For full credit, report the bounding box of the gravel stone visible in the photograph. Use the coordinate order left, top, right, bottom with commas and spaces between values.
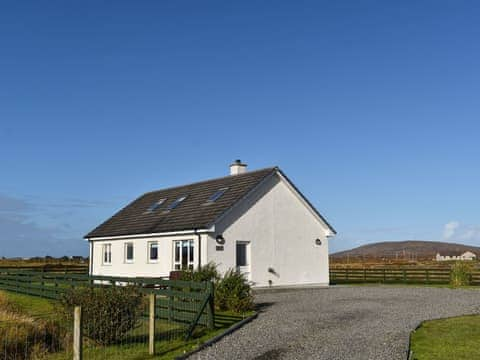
192, 286, 480, 360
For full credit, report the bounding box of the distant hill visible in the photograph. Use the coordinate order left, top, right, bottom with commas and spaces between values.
331, 241, 480, 261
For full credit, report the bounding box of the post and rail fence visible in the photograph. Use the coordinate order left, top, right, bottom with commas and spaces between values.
330, 267, 480, 285
0, 263, 88, 274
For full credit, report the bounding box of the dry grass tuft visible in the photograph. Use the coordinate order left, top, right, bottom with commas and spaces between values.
0, 292, 66, 359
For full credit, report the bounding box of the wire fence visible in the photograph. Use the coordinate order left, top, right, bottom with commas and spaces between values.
0, 296, 249, 360
0, 311, 66, 360
0, 271, 217, 359
0, 302, 188, 359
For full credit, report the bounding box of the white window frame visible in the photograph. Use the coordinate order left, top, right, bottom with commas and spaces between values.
148, 241, 159, 263
124, 242, 134, 263
102, 243, 112, 265
173, 239, 194, 270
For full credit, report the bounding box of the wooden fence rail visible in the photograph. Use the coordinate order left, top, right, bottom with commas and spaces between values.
0, 264, 88, 274
330, 267, 480, 285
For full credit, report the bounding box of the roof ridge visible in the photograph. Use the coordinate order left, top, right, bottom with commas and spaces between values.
142, 166, 278, 196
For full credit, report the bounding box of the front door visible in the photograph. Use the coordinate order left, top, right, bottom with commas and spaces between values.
236, 241, 251, 280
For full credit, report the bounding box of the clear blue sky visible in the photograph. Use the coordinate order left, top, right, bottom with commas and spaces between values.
1, 1, 479, 256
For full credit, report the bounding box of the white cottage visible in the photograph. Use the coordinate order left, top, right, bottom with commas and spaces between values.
436, 251, 477, 261
85, 161, 336, 287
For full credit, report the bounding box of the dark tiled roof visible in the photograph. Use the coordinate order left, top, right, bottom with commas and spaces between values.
85, 168, 277, 238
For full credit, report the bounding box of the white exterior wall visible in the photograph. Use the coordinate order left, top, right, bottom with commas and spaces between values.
206, 174, 331, 287
90, 233, 208, 278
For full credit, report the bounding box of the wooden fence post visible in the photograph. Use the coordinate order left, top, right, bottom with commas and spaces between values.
149, 293, 156, 355
73, 306, 82, 360
41, 269, 45, 297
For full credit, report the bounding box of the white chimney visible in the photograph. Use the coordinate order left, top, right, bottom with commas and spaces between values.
230, 159, 247, 175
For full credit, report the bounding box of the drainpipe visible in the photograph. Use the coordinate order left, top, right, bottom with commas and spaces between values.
194, 229, 202, 269
89, 240, 93, 276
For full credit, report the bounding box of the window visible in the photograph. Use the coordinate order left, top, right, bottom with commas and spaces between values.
206, 188, 228, 203
164, 195, 187, 211
173, 240, 194, 270
149, 242, 159, 262
125, 243, 134, 263
146, 198, 166, 213
102, 244, 112, 265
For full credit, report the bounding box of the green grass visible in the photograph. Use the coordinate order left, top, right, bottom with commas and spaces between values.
1, 290, 57, 317
410, 315, 480, 360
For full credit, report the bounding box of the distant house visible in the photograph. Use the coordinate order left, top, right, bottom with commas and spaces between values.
435, 251, 477, 261
85, 161, 336, 287
69, 256, 86, 263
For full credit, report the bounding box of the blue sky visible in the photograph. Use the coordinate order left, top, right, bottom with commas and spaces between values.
1, 1, 479, 256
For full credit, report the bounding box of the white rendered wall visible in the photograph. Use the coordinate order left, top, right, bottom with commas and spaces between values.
206, 174, 331, 287
90, 233, 208, 278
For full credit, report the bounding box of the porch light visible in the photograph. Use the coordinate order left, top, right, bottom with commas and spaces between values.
216, 235, 225, 245
315, 238, 322, 246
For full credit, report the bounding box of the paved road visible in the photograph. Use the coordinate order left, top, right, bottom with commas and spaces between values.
193, 286, 480, 360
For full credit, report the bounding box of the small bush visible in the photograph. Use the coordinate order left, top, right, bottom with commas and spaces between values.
60, 285, 144, 345
178, 263, 254, 313
215, 269, 254, 313
450, 262, 473, 287
180, 262, 220, 283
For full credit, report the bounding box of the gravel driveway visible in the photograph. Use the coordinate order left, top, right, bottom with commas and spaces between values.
193, 286, 480, 360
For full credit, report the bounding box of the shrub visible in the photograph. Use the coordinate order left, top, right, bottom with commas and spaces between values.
60, 285, 144, 345
180, 262, 221, 283
215, 269, 254, 313
450, 262, 473, 287
178, 263, 254, 313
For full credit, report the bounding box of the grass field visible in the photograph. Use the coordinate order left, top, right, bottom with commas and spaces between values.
410, 315, 480, 360
2, 291, 56, 316
0, 290, 251, 359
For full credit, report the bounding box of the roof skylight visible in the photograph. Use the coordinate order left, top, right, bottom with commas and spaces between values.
146, 198, 167, 213
165, 195, 188, 211
206, 188, 228, 203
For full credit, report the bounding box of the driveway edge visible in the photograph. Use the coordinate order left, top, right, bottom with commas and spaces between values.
407, 321, 423, 360
176, 312, 259, 360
